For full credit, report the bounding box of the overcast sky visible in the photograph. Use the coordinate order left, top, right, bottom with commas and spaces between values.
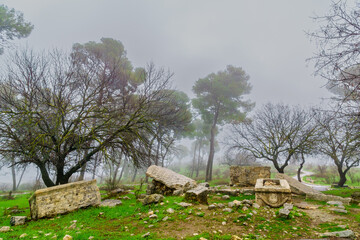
0, 1, 337, 184
2, 0, 333, 107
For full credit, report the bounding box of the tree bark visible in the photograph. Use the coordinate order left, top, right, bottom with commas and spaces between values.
38, 164, 55, 187
297, 153, 305, 182
11, 157, 16, 191
206, 123, 217, 181
337, 171, 347, 187
132, 168, 138, 182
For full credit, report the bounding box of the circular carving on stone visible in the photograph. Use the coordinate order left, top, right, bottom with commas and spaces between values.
268, 193, 278, 204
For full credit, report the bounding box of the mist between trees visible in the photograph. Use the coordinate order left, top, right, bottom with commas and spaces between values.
1, 1, 360, 191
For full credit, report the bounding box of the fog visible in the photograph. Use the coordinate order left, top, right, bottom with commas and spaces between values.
0, 1, 336, 186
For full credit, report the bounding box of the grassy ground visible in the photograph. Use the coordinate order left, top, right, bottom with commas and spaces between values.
0, 186, 359, 239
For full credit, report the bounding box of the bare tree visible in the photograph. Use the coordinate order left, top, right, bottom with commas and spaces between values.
308, 0, 360, 115
315, 110, 360, 187
228, 103, 319, 173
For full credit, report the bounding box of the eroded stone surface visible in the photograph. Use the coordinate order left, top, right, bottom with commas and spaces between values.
230, 166, 271, 187
321, 230, 355, 238
276, 173, 321, 196
146, 165, 197, 195
184, 186, 208, 205
306, 193, 351, 205
29, 180, 101, 219
255, 178, 292, 208
10, 216, 26, 226
100, 199, 122, 207
139, 194, 164, 205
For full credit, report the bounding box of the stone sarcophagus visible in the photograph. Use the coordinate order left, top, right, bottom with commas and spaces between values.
29, 180, 101, 219
255, 178, 292, 208
230, 166, 271, 187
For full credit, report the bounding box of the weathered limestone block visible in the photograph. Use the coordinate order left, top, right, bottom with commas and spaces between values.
255, 178, 292, 208
29, 180, 101, 219
306, 193, 351, 205
230, 166, 271, 187
10, 216, 26, 226
184, 186, 208, 205
276, 173, 321, 195
146, 165, 197, 195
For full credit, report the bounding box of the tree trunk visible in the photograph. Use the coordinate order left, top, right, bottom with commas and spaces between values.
337, 171, 347, 187
190, 142, 197, 178
206, 124, 216, 181
297, 153, 305, 182
118, 159, 127, 182
11, 157, 16, 191
16, 166, 27, 190
39, 164, 55, 187
78, 163, 86, 181
132, 168, 138, 182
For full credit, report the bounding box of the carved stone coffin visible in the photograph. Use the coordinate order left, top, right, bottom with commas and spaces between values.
255, 178, 292, 208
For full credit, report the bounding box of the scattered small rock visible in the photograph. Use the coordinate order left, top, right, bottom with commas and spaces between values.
63, 235, 73, 240
149, 214, 157, 219
162, 216, 169, 221
231, 235, 242, 240
222, 221, 226, 225
142, 232, 150, 238
20, 233, 28, 238
228, 202, 235, 208
139, 194, 164, 205
88, 237, 94, 240
208, 204, 217, 210
327, 201, 343, 206
223, 208, 232, 213
321, 229, 355, 238
278, 208, 290, 218
177, 202, 192, 208
222, 195, 230, 200
122, 196, 131, 200
252, 203, 260, 209
10, 216, 26, 226
68, 222, 76, 230
242, 206, 248, 211
331, 208, 348, 214
166, 208, 175, 214
0, 226, 10, 232
217, 203, 225, 208
283, 203, 293, 210
100, 199, 122, 207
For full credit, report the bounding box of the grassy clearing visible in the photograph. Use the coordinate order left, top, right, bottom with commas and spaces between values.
0, 187, 359, 239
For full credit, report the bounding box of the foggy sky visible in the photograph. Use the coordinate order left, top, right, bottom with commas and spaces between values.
0, 1, 335, 184
2, 0, 333, 106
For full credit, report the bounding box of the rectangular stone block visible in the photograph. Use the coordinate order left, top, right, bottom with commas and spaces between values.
230, 166, 271, 187
29, 180, 101, 219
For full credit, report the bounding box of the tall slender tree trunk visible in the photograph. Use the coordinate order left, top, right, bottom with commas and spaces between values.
196, 139, 202, 178
190, 142, 197, 178
16, 166, 27, 190
206, 111, 218, 182
11, 157, 16, 191
118, 158, 127, 182
132, 168, 138, 182
78, 163, 86, 181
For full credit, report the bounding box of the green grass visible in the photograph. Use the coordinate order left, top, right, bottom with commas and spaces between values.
0, 184, 353, 240
323, 188, 360, 198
